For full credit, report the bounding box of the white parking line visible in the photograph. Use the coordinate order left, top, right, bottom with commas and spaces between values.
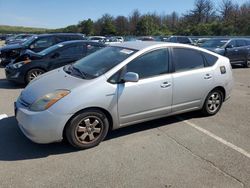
177, 116, 250, 159
0, 114, 8, 120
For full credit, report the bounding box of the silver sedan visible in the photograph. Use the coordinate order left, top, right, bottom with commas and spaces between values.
15, 41, 233, 149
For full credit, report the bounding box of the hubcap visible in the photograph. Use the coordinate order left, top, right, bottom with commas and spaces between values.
75, 116, 103, 144
247, 60, 250, 67
207, 92, 221, 113
29, 70, 43, 81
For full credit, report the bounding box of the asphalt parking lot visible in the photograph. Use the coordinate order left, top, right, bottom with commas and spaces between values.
0, 66, 249, 188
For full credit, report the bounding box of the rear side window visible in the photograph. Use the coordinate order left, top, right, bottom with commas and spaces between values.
203, 52, 218, 66
173, 48, 205, 72
126, 49, 169, 79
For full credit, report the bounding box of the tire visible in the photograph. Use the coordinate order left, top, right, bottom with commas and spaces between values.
244, 59, 250, 68
202, 89, 223, 116
65, 110, 109, 149
25, 68, 45, 84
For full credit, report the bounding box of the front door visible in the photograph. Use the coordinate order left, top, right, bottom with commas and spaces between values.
117, 48, 173, 126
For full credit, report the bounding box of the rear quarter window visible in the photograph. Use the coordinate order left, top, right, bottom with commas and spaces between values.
202, 52, 218, 67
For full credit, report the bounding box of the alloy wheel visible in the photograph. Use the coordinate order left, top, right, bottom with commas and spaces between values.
207, 92, 222, 113
75, 116, 103, 144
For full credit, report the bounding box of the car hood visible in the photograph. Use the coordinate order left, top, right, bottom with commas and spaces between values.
14, 49, 43, 63
20, 68, 87, 104
203, 47, 225, 55
0, 43, 25, 52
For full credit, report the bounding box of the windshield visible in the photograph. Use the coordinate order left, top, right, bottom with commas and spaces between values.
38, 44, 64, 56
22, 36, 37, 47
70, 46, 137, 79
201, 39, 229, 48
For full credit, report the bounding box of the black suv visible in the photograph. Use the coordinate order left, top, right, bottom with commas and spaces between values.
165, 36, 193, 45
0, 33, 84, 66
5, 40, 105, 84
201, 38, 250, 68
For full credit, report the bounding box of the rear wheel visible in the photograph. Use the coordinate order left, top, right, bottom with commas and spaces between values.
26, 68, 45, 84
202, 89, 223, 116
65, 110, 109, 149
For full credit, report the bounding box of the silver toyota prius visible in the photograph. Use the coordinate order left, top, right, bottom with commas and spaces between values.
15, 41, 233, 149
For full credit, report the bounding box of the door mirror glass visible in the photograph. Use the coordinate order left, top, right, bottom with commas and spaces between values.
123, 72, 139, 83
30, 44, 35, 49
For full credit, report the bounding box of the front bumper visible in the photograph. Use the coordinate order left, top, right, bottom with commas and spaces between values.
15, 99, 72, 144
5, 66, 25, 84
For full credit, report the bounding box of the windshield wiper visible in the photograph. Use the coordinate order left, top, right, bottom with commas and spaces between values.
71, 65, 87, 79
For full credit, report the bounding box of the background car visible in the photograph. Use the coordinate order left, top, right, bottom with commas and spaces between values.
5, 40, 105, 84
5, 34, 34, 45
0, 33, 84, 66
165, 36, 194, 45
201, 38, 250, 68
15, 41, 233, 149
87, 36, 106, 43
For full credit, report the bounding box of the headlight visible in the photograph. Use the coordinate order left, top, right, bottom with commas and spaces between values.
29, 90, 70, 111
12, 59, 31, 69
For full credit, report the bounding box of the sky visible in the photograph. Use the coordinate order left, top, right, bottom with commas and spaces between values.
0, 0, 248, 29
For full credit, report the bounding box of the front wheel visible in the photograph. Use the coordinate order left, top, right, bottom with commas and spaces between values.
65, 110, 109, 149
244, 59, 250, 68
26, 68, 45, 84
202, 90, 223, 116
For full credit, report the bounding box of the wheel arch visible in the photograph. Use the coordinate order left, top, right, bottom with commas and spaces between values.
211, 86, 226, 101
63, 107, 114, 139
24, 67, 47, 83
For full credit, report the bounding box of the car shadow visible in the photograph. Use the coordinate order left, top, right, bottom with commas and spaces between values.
0, 112, 201, 161
0, 79, 24, 89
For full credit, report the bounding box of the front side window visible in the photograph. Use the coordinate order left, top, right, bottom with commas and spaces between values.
125, 49, 169, 79
60, 45, 83, 57
227, 40, 236, 48
173, 48, 205, 72
32, 37, 54, 49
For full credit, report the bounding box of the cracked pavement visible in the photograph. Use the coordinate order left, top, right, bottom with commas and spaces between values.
0, 66, 249, 188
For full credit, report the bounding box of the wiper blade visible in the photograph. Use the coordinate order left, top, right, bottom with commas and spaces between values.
72, 65, 87, 79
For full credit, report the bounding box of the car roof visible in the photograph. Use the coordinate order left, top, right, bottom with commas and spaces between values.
33, 33, 83, 38
111, 41, 197, 50
56, 40, 106, 46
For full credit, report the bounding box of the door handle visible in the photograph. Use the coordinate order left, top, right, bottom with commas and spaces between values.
234, 49, 238, 52
161, 82, 171, 88
204, 74, 212, 79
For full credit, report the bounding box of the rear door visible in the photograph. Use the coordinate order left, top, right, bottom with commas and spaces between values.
235, 40, 248, 62
117, 48, 172, 126
171, 48, 214, 112
225, 40, 238, 62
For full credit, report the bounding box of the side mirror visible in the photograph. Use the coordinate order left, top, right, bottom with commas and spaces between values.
51, 52, 60, 59
226, 44, 234, 49
30, 44, 35, 49
123, 72, 139, 83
